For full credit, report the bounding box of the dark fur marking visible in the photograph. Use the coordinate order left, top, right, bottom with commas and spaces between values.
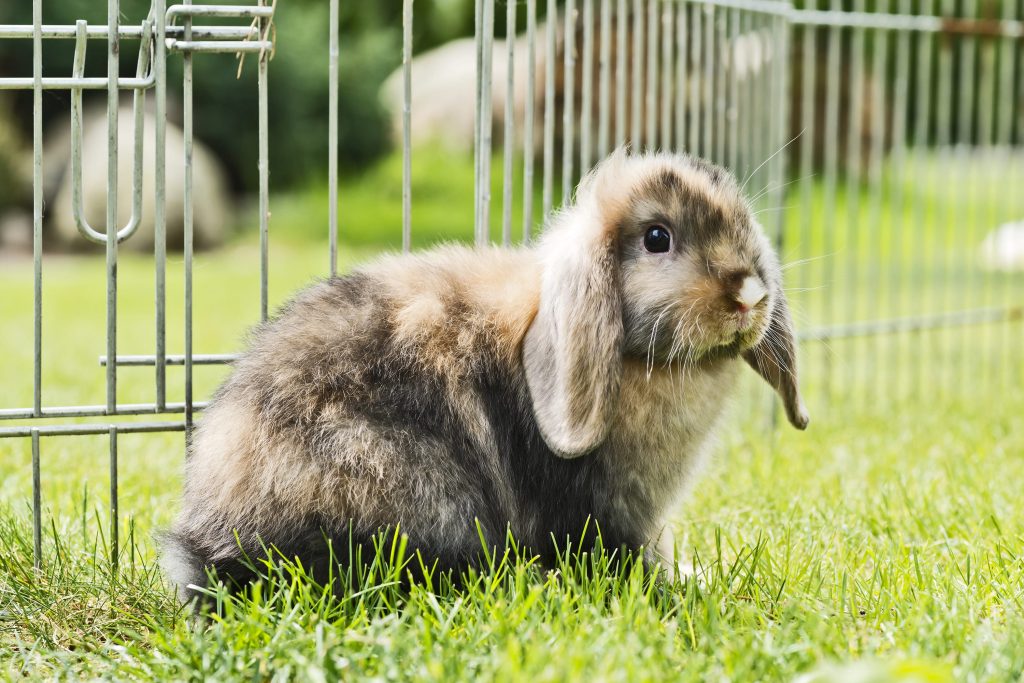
685, 155, 728, 188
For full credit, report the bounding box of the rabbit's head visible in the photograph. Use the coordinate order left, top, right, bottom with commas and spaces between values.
524, 149, 808, 458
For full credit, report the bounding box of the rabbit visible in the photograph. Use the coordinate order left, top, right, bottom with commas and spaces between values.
162, 148, 808, 608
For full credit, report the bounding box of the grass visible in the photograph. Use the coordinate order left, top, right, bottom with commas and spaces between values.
0, 147, 1022, 681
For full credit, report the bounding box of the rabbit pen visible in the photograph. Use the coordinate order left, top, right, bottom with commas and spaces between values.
0, 0, 1021, 572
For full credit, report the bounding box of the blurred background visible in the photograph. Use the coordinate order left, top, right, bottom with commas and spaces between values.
0, 0, 526, 252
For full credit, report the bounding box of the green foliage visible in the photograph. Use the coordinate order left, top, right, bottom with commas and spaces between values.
266, 146, 552, 250
0, 0, 476, 196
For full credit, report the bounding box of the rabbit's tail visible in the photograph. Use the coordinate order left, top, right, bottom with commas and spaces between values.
158, 527, 263, 612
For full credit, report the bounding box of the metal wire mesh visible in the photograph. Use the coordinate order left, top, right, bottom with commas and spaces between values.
1, 0, 1021, 569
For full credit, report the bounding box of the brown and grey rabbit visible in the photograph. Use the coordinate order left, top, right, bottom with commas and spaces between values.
162, 149, 808, 606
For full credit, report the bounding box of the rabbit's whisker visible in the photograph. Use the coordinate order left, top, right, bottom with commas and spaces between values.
781, 253, 834, 271
751, 205, 794, 218
647, 305, 673, 380
740, 128, 804, 194
747, 173, 815, 206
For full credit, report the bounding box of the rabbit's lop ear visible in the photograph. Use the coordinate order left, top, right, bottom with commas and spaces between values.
523, 161, 626, 458
742, 292, 810, 430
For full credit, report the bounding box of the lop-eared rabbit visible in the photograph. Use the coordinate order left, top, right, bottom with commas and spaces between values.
164, 149, 808, 607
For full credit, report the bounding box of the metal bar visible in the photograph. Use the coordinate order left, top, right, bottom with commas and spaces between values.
403, 0, 414, 252
328, 0, 338, 274
675, 2, 687, 152
109, 427, 118, 569
0, 24, 260, 40
747, 10, 763, 197
645, 0, 658, 150
793, 6, 813, 401
995, 0, 1016, 147
768, 10, 788, 429
957, 0, 977, 392
167, 40, 273, 53
502, 0, 516, 246
475, 0, 483, 238
734, 6, 745, 171
480, 0, 495, 240
99, 352, 236, 366
1, 422, 190, 439
797, 20, 815, 308
258, 0, 270, 320
912, 0, 934, 400
165, 4, 275, 21
69, 20, 150, 246
976, 0, 996, 391
660, 1, 672, 150
936, 0, 954, 392
542, 0, 555, 220
792, 9, 1024, 36
889, 0, 911, 401
183, 0, 194, 432
820, 0, 841, 399
680, 0, 790, 15
631, 0, 643, 147
105, 0, 120, 416
32, 430, 41, 568
0, 76, 155, 90
845, 0, 866, 396
129, 23, 152, 234
598, 0, 611, 159
702, 4, 713, 159
69, 24, 92, 240
70, 23, 113, 244
0, 402, 209, 421
581, 0, 594, 171
155, 0, 168, 410
872, 9, 888, 405
714, 4, 726, 164
773, 14, 790, 243
726, 6, 738, 169
688, 3, 701, 155
614, 0, 627, 148
800, 306, 1024, 343
562, 0, 576, 205
677, 0, 1024, 37
32, 0, 42, 418
865, 6, 889, 409
523, 0, 537, 242
995, 0, 1018, 394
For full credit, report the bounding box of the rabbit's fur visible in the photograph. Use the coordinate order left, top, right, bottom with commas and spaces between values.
163, 149, 807, 605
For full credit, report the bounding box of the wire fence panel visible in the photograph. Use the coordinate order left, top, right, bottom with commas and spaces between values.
1, 0, 1021, 569
0, 0, 274, 568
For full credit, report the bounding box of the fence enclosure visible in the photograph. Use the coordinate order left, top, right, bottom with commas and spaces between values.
1, 0, 1021, 569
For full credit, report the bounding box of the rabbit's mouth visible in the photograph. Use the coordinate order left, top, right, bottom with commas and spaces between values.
735, 309, 756, 332
686, 337, 744, 364
707, 315, 769, 357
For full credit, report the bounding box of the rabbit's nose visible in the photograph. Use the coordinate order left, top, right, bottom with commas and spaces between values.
733, 276, 767, 313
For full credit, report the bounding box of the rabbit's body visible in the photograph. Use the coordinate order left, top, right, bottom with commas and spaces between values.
165, 151, 807, 605
166, 247, 734, 601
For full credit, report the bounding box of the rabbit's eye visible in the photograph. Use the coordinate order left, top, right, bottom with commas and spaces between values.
644, 225, 672, 253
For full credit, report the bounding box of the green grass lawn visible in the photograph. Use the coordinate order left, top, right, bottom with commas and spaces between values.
1, 148, 1022, 680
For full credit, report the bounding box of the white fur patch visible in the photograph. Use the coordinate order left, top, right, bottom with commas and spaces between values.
736, 276, 767, 309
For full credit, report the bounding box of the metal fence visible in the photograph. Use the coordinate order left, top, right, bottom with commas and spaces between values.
1, 0, 1022, 568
